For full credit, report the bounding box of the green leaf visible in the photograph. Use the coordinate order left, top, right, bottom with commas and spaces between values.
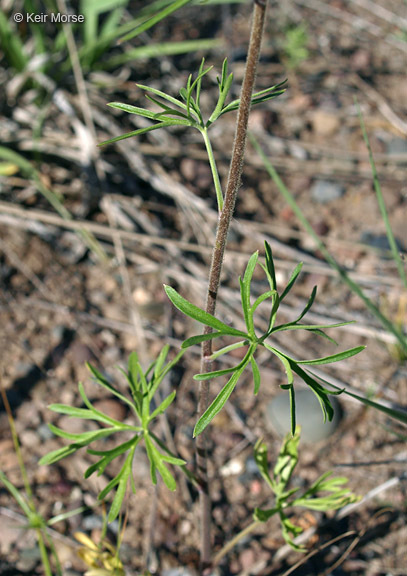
47, 404, 95, 419
106, 102, 166, 120
149, 432, 186, 467
289, 385, 296, 436
296, 346, 365, 366
137, 83, 189, 113
240, 251, 259, 335
144, 435, 177, 490
194, 346, 256, 381
164, 285, 247, 338
264, 242, 277, 291
194, 58, 212, 113
263, 344, 294, 386
296, 285, 317, 322
85, 436, 142, 478
305, 327, 338, 345
149, 391, 176, 421
220, 81, 287, 116
280, 262, 303, 301
77, 382, 136, 428
108, 449, 135, 522
274, 430, 300, 487
280, 514, 304, 550
251, 356, 261, 395
144, 94, 190, 119
39, 445, 81, 466
193, 349, 253, 437
153, 345, 170, 380
254, 440, 274, 491
290, 362, 337, 422
209, 340, 248, 361
208, 58, 234, 123
271, 321, 356, 334
47, 423, 116, 443
251, 290, 277, 316
253, 505, 279, 522
87, 364, 136, 411
181, 331, 224, 348
151, 348, 185, 395
98, 120, 185, 146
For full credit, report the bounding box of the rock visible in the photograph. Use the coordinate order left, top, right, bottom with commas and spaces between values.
311, 180, 345, 204
265, 388, 343, 443
350, 49, 371, 71
92, 398, 127, 421
311, 110, 340, 137
69, 341, 95, 364
162, 568, 198, 576
386, 137, 407, 156
360, 232, 405, 256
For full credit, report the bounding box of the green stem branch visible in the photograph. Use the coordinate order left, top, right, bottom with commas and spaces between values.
201, 127, 224, 211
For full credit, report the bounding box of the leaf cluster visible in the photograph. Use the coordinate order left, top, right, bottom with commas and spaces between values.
253, 431, 359, 550
39, 346, 186, 522
99, 58, 286, 146
165, 242, 365, 437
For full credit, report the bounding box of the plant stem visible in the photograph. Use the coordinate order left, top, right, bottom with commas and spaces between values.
196, 0, 268, 569
211, 520, 262, 567
201, 127, 224, 211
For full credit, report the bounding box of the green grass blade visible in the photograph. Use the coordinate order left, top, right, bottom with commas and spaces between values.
0, 11, 28, 71
0, 471, 32, 517
317, 372, 407, 425
104, 39, 220, 68
251, 135, 407, 355
357, 102, 407, 287
119, 0, 193, 43
0, 147, 107, 262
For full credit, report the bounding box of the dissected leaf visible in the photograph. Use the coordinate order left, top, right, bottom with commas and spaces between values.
164, 285, 247, 337
193, 349, 253, 437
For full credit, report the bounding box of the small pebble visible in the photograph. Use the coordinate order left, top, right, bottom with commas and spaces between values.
162, 569, 197, 576
265, 388, 342, 443
386, 137, 407, 156
311, 180, 345, 204
360, 232, 404, 255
